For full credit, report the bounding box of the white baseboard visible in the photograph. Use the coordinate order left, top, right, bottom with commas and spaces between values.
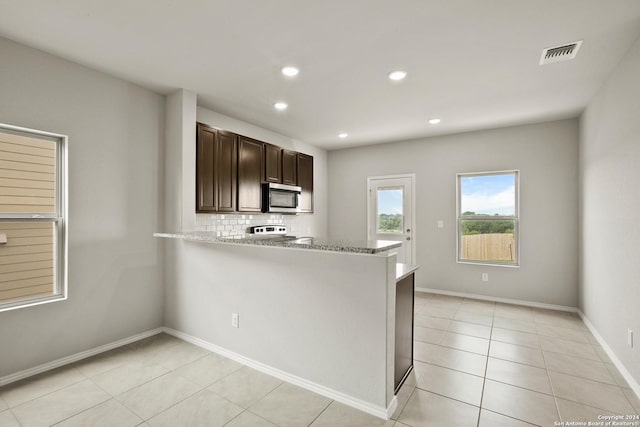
162, 327, 395, 420
0, 327, 163, 387
416, 286, 578, 312
578, 311, 640, 401
0, 326, 395, 419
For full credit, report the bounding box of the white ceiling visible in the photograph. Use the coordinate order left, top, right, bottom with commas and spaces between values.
1, 1, 640, 150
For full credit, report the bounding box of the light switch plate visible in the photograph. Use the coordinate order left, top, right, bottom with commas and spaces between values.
232, 313, 239, 328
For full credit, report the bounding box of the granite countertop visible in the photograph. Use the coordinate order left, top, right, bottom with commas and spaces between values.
153, 231, 402, 255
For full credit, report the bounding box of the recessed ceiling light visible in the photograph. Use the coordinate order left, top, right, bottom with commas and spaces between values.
338, 133, 348, 139
429, 118, 441, 124
281, 66, 299, 77
274, 102, 288, 111
388, 70, 407, 81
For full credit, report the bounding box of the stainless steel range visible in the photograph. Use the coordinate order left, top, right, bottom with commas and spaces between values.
243, 225, 298, 242
250, 225, 288, 235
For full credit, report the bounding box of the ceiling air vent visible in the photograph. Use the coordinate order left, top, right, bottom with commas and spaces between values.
539, 40, 583, 65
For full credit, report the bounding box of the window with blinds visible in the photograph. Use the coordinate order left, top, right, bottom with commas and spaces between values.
0, 124, 67, 311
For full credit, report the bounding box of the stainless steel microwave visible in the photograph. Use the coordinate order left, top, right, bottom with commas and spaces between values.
262, 183, 301, 214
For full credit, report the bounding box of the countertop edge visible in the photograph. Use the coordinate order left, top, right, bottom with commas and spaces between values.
396, 263, 419, 281
154, 232, 402, 255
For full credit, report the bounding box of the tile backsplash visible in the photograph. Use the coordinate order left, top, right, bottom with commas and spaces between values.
195, 213, 297, 238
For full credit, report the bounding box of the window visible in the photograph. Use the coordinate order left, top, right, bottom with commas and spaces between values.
0, 124, 67, 312
377, 187, 403, 234
457, 170, 519, 266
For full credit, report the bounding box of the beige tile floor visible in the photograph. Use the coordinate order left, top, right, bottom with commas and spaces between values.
0, 291, 638, 426
394, 292, 640, 427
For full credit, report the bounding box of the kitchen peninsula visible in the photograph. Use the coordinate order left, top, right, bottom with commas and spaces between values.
156, 231, 417, 419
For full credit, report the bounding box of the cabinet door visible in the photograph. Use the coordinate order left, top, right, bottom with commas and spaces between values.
238, 136, 264, 212
297, 153, 313, 213
264, 143, 282, 183
196, 124, 217, 212
217, 131, 237, 212
282, 149, 298, 185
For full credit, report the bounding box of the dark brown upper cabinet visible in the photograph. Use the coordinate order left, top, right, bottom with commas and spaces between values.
264, 143, 282, 183
196, 123, 237, 213
197, 123, 313, 215
216, 130, 237, 212
282, 149, 298, 186
297, 153, 313, 213
196, 124, 216, 212
237, 136, 264, 212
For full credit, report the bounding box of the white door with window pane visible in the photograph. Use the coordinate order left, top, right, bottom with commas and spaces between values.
367, 175, 415, 264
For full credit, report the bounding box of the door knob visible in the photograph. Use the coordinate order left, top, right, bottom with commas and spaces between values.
406, 228, 411, 233
406, 236, 411, 241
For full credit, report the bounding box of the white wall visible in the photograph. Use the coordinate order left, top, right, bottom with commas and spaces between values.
0, 37, 165, 376
329, 119, 579, 307
164, 240, 395, 413
166, 90, 197, 231
580, 35, 640, 387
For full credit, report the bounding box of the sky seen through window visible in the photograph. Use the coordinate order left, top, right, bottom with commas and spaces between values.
460, 174, 515, 216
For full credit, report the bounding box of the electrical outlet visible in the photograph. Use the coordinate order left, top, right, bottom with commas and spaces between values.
628, 329, 634, 348
481, 273, 489, 282
437, 220, 444, 229
231, 313, 239, 328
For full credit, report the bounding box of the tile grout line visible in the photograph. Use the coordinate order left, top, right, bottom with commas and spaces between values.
108, 347, 230, 423
48, 395, 114, 426
478, 376, 554, 397
414, 360, 485, 380
475, 307, 494, 427
226, 408, 275, 426
480, 408, 541, 427
2, 372, 89, 414
485, 307, 561, 426
75, 345, 146, 378
138, 362, 258, 423
10, 378, 112, 426
8, 407, 21, 427
217, 406, 250, 427
542, 360, 625, 388
113, 375, 203, 423
542, 344, 563, 424
216, 373, 284, 426
407, 387, 483, 411
304, 399, 333, 426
